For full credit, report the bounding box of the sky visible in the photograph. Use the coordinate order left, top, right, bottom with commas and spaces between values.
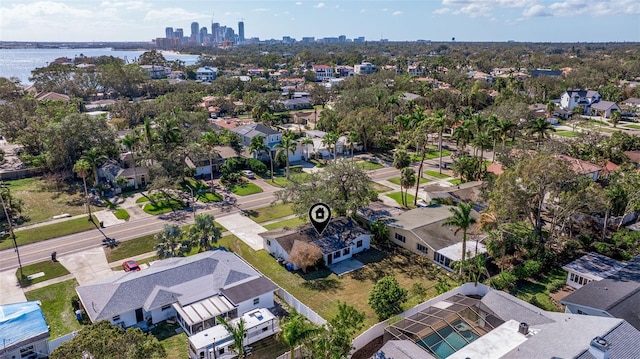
1, 0, 639, 43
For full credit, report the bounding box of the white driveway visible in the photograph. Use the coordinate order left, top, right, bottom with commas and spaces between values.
57, 247, 115, 285
216, 213, 268, 251
0, 270, 26, 304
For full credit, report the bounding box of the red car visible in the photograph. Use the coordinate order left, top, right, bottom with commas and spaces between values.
122, 260, 140, 272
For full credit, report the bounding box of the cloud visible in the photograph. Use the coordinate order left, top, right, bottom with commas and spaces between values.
144, 7, 203, 22
381, 8, 388, 12
433, 7, 451, 14
455, 3, 492, 17
314, 2, 325, 8
392, 11, 403, 16
100, 0, 151, 11
253, 8, 269, 12
295, 1, 302, 5
523, 4, 551, 17
360, 8, 366, 13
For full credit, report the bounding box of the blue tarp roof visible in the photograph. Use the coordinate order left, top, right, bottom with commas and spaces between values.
0, 301, 49, 347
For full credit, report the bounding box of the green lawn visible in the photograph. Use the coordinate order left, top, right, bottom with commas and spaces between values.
423, 170, 450, 179
142, 198, 185, 215
6, 177, 94, 224
555, 130, 579, 137
218, 235, 444, 329
386, 191, 417, 208
0, 215, 99, 250
25, 279, 83, 339
448, 178, 463, 185
196, 191, 223, 203
246, 203, 295, 223
230, 182, 263, 196
263, 217, 307, 230
511, 267, 567, 312
113, 209, 130, 221
355, 160, 384, 170
387, 177, 430, 186
151, 323, 188, 359
372, 182, 393, 194
105, 234, 157, 262
268, 172, 314, 187
16, 260, 70, 287
623, 124, 640, 129
410, 150, 452, 162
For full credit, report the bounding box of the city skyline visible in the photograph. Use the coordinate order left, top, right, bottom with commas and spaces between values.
1, 0, 639, 43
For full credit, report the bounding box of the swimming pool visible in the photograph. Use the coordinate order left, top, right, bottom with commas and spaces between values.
416, 320, 481, 359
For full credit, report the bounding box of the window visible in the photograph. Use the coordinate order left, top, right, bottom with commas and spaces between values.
394, 233, 406, 243
161, 304, 171, 311
343, 248, 350, 256
334, 251, 341, 259
253, 298, 260, 305
356, 240, 363, 248
266, 239, 271, 246
417, 244, 428, 254
112, 315, 120, 321
263, 326, 269, 332
435, 253, 452, 269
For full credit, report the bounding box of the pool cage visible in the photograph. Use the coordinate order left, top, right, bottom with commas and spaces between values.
384, 294, 505, 359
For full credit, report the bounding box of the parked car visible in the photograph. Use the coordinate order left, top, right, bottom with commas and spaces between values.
122, 260, 140, 272
242, 170, 255, 179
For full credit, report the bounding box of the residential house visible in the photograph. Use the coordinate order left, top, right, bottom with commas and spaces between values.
621, 97, 640, 109
386, 205, 486, 272
311, 65, 334, 81
185, 145, 240, 178
196, 66, 218, 82
188, 308, 280, 359
468, 70, 493, 82
34, 91, 70, 102
560, 89, 602, 113
529, 68, 563, 78
0, 301, 50, 359
589, 100, 621, 118
140, 65, 169, 79
231, 123, 282, 150
555, 154, 602, 181
407, 65, 423, 76
562, 252, 625, 289
76, 250, 279, 336
624, 150, 640, 165
399, 92, 422, 102
562, 255, 640, 330
335, 65, 355, 78
261, 217, 371, 269
98, 159, 149, 188
357, 283, 640, 359
354, 62, 377, 75
283, 98, 313, 111
304, 129, 348, 159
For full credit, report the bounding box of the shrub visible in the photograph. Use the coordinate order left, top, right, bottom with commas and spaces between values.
548, 279, 566, 293
289, 165, 303, 173
71, 295, 80, 311
513, 260, 542, 280
246, 158, 267, 174
490, 271, 517, 290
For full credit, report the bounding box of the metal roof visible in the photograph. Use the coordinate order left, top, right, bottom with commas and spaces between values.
0, 301, 49, 353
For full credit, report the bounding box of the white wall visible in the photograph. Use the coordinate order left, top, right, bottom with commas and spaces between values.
109, 310, 138, 328
236, 293, 275, 317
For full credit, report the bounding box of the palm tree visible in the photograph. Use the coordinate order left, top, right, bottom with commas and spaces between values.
155, 224, 184, 259
142, 118, 155, 154
322, 132, 340, 162
430, 109, 447, 174
200, 132, 220, 192
495, 118, 517, 147
189, 213, 222, 251
452, 121, 473, 152
82, 147, 107, 186
275, 133, 298, 179
120, 131, 141, 189
279, 313, 319, 359
609, 110, 621, 128
299, 137, 314, 162
393, 150, 411, 205
526, 118, 556, 144
400, 167, 416, 207
217, 316, 246, 358
346, 131, 359, 161
249, 135, 274, 181
73, 159, 92, 220
442, 202, 476, 275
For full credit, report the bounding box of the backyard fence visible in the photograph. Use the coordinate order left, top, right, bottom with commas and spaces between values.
276, 288, 327, 326
0, 167, 44, 180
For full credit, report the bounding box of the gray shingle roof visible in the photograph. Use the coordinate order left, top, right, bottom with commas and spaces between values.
76, 251, 275, 322
231, 123, 280, 137
575, 321, 640, 359
562, 252, 625, 280
561, 255, 640, 329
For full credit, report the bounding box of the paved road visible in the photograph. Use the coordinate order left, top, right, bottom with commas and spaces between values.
0, 189, 278, 272
0, 157, 447, 272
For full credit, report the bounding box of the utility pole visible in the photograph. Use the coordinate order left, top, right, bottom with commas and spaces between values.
0, 183, 23, 278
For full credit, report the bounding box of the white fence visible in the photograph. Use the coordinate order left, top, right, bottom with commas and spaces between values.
276, 288, 327, 326
48, 331, 78, 353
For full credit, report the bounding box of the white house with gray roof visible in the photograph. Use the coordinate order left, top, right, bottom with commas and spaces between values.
76, 250, 278, 336
562, 252, 625, 289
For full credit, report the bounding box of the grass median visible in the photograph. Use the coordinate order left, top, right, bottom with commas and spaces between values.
16, 260, 70, 287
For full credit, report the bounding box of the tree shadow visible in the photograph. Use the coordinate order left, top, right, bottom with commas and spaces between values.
301, 277, 343, 292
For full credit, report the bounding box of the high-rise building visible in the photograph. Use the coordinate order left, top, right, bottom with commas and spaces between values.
212, 22, 220, 44
238, 21, 245, 43
174, 28, 184, 41
191, 22, 200, 43
165, 27, 174, 38
200, 27, 208, 44
225, 27, 235, 43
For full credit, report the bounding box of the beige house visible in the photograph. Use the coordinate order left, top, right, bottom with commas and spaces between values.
387, 205, 486, 272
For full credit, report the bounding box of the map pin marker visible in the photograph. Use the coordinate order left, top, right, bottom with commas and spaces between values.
309, 203, 331, 235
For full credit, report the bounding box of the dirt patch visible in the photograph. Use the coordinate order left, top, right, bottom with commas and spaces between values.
549, 285, 574, 310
